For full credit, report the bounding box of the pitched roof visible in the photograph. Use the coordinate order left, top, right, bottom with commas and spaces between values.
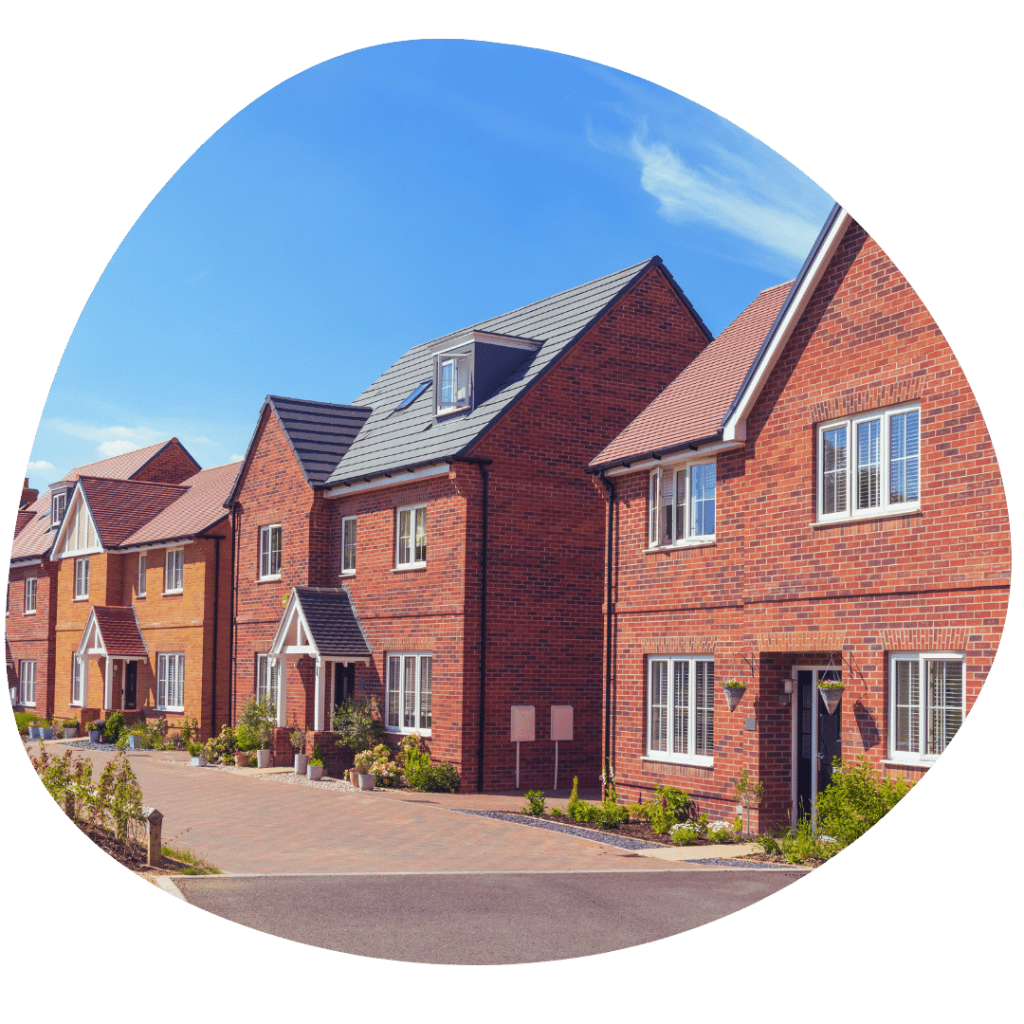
77, 477, 188, 547
293, 586, 371, 659
11, 490, 62, 562
226, 397, 372, 504
119, 462, 239, 547
590, 279, 795, 469
63, 438, 199, 483
91, 606, 148, 658
325, 259, 711, 486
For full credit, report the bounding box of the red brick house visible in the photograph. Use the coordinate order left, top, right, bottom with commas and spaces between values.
588, 206, 1010, 830
8, 438, 235, 737
7, 440, 201, 721
228, 260, 714, 788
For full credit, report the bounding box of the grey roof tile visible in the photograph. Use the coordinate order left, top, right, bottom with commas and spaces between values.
294, 586, 371, 659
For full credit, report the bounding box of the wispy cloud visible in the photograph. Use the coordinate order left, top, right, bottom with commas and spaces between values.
27, 459, 54, 471
627, 135, 822, 262
45, 419, 167, 456
229, 453, 245, 463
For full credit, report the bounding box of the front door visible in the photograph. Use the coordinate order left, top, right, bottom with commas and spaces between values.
795, 666, 842, 825
333, 663, 355, 711
124, 661, 137, 710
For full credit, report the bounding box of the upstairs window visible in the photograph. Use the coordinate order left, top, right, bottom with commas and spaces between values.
818, 405, 920, 521
648, 461, 716, 548
259, 525, 282, 579
74, 557, 90, 600
24, 577, 37, 614
138, 553, 147, 597
396, 505, 427, 568
51, 490, 67, 529
165, 548, 183, 593
436, 352, 471, 415
341, 516, 357, 575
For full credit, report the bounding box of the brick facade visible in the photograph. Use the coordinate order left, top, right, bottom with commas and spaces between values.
604, 222, 1010, 830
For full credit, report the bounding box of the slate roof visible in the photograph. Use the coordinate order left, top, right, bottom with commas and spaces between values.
120, 462, 239, 547
91, 606, 148, 658
589, 279, 795, 469
63, 439, 199, 483
78, 477, 188, 547
293, 586, 371, 659
325, 259, 711, 486
226, 397, 372, 504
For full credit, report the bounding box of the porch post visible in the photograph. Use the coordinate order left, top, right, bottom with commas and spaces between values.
272, 657, 286, 727
103, 657, 113, 711
314, 657, 325, 732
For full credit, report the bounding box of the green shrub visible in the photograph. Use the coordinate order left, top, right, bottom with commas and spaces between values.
236, 696, 276, 750
31, 745, 93, 818
522, 790, 546, 816
14, 712, 39, 734
90, 749, 146, 850
550, 806, 563, 818
595, 790, 628, 829
671, 822, 702, 845
331, 696, 385, 752
104, 711, 127, 744
408, 760, 460, 793
203, 724, 237, 763
815, 755, 914, 850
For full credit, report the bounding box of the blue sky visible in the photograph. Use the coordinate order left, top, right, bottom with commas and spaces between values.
26, 39, 834, 484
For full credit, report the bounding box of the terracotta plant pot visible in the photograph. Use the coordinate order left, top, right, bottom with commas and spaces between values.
234, 751, 249, 767
723, 685, 747, 712
349, 768, 359, 786
818, 685, 845, 715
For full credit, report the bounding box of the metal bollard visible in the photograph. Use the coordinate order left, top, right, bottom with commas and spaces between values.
142, 806, 163, 867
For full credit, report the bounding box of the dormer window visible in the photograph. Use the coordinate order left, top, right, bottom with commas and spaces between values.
437, 352, 471, 416
51, 489, 67, 529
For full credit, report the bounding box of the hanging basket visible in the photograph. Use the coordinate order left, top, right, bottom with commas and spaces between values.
723, 683, 747, 712
818, 684, 845, 715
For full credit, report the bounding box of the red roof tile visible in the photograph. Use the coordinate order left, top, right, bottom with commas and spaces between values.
10, 490, 59, 561
92, 606, 148, 658
79, 477, 188, 547
590, 280, 794, 468
65, 439, 194, 482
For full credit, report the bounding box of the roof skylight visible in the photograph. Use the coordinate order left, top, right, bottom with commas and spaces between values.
397, 379, 432, 411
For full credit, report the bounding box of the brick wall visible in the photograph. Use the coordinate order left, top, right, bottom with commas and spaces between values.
6, 560, 59, 718
606, 222, 1011, 829
132, 440, 200, 485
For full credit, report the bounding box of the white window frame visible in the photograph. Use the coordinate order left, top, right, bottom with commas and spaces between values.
888, 652, 965, 765
74, 557, 90, 600
137, 553, 147, 597
157, 652, 185, 712
51, 490, 67, 529
817, 404, 920, 522
385, 653, 432, 735
71, 654, 84, 706
648, 459, 717, 549
259, 525, 282, 579
436, 350, 471, 416
19, 660, 36, 706
646, 656, 715, 767
24, 576, 37, 614
341, 516, 357, 575
256, 654, 278, 706
164, 547, 184, 594
395, 505, 427, 568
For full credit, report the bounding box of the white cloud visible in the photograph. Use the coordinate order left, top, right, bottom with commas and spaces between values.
628, 135, 823, 262
229, 453, 245, 463
98, 439, 139, 457
46, 419, 166, 447
26, 459, 54, 471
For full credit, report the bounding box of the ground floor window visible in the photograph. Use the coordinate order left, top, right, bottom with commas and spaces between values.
157, 653, 185, 711
256, 654, 278, 707
71, 654, 84, 705
889, 653, 965, 763
19, 660, 36, 705
386, 653, 432, 734
647, 656, 714, 766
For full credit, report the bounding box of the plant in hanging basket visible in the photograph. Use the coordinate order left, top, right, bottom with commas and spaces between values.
722, 678, 747, 711
818, 680, 845, 715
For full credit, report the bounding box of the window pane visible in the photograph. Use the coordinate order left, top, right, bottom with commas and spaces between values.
675, 470, 686, 543
890, 410, 920, 504
414, 507, 426, 563
387, 657, 401, 727
822, 426, 848, 514
403, 656, 416, 728
398, 510, 411, 564
695, 661, 714, 757
343, 519, 356, 572
690, 463, 716, 536
419, 657, 432, 730
649, 471, 660, 545
440, 358, 455, 406
270, 528, 281, 575
894, 659, 920, 753
660, 471, 673, 546
650, 661, 668, 752
927, 659, 963, 755
672, 660, 688, 754
856, 419, 881, 509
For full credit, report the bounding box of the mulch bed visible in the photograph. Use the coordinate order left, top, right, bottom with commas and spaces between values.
75, 821, 199, 877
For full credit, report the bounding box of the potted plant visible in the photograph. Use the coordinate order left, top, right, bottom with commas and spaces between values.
37, 719, 53, 740
818, 678, 846, 715
722, 678, 747, 712
62, 718, 79, 739
188, 741, 208, 767
126, 725, 147, 749
307, 744, 325, 781
88, 719, 104, 743
236, 696, 276, 769
353, 749, 376, 791
290, 724, 308, 775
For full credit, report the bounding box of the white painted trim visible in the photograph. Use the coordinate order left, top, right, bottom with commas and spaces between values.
602, 440, 743, 478
115, 539, 195, 555
11, 558, 42, 567
325, 462, 451, 498
723, 210, 852, 442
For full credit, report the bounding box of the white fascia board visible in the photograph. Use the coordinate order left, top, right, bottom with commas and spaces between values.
113, 538, 194, 555
51, 481, 94, 556
76, 608, 103, 659
602, 440, 745, 478
57, 545, 104, 560
326, 462, 451, 499
722, 209, 852, 442
10, 558, 42, 567
269, 590, 320, 661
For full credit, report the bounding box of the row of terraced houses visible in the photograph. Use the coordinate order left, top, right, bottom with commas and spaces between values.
7, 205, 1009, 829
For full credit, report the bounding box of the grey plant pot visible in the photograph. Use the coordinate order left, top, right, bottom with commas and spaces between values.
191, 755, 208, 767
294, 753, 309, 775
88, 730, 103, 743
64, 727, 78, 739
256, 748, 272, 769
128, 734, 144, 749
358, 773, 376, 791
723, 686, 746, 712
39, 727, 53, 740
307, 764, 324, 781
28, 726, 40, 739
818, 686, 845, 715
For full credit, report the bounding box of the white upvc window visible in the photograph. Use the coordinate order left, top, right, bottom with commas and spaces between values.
259, 525, 282, 579
386, 653, 432, 734
648, 460, 716, 548
157, 653, 185, 711
341, 516, 357, 575
436, 351, 471, 415
24, 577, 37, 614
71, 654, 84, 706
647, 656, 715, 766
889, 653, 965, 764
19, 661, 36, 706
51, 490, 67, 529
818, 404, 920, 522
74, 557, 90, 600
256, 654, 278, 706
165, 548, 184, 593
396, 505, 427, 568
138, 553, 147, 597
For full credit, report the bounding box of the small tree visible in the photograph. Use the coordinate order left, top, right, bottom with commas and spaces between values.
734, 768, 765, 836
236, 695, 277, 750
331, 696, 384, 753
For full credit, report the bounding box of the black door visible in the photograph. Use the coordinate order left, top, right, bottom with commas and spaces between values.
334, 663, 355, 711
796, 667, 841, 819
124, 661, 137, 710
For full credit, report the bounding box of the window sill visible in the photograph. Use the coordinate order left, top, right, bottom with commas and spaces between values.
881, 758, 934, 769
157, 706, 185, 714
163, 589, 183, 596
22, 701, 36, 708
392, 564, 427, 573
385, 726, 432, 737
73, 596, 89, 602
340, 570, 355, 578
24, 610, 36, 616
812, 508, 922, 530
256, 576, 282, 584
641, 755, 714, 770
645, 539, 716, 554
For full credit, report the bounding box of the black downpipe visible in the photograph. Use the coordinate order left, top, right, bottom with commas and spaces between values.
600, 472, 615, 792
229, 502, 239, 728
477, 464, 490, 793
210, 534, 222, 735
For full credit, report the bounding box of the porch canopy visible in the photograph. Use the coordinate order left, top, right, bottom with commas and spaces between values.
77, 605, 148, 710
268, 586, 371, 730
